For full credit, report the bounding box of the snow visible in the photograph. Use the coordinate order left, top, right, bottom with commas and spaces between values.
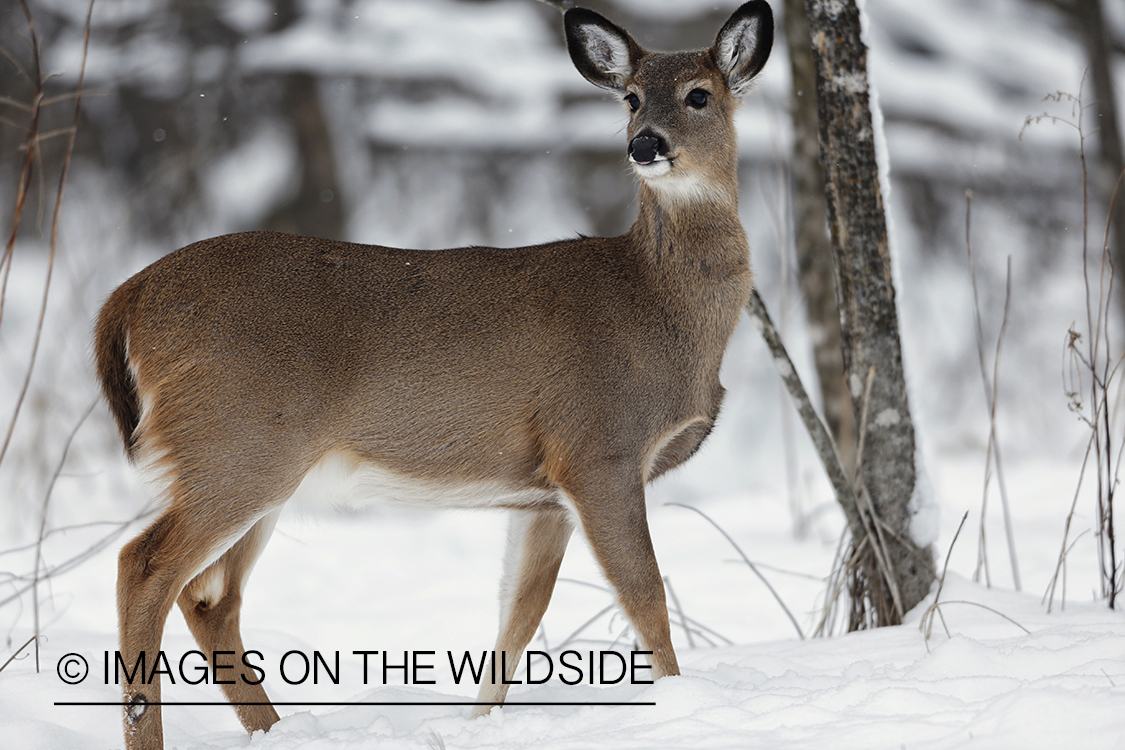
3, 0, 1125, 747
2, 452, 1123, 748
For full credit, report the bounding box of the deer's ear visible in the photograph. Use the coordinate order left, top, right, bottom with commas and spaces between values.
713, 1, 774, 95
565, 8, 644, 94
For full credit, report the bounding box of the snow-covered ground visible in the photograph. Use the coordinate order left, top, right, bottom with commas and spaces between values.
2, 450, 1122, 748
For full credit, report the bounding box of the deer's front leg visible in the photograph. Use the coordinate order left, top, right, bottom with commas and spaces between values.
566, 474, 679, 679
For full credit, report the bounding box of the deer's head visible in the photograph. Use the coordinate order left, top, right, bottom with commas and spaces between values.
565, 2, 773, 205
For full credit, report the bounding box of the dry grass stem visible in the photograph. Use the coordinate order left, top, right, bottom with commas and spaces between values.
1030, 81, 1123, 610
0, 635, 38, 675
966, 189, 1020, 590
921, 511, 969, 644
31, 399, 96, 670
929, 601, 1031, 635
667, 502, 805, 640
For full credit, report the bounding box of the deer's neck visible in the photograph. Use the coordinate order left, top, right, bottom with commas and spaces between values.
629, 180, 749, 276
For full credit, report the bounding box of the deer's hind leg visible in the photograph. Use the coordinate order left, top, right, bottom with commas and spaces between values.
177, 508, 283, 734
117, 450, 298, 750
473, 507, 572, 717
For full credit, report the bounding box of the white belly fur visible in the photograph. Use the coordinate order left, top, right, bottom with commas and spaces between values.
284, 451, 559, 514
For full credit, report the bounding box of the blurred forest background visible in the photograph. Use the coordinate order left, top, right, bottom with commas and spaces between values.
0, 0, 1122, 567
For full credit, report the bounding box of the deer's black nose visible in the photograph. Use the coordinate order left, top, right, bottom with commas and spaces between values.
628, 133, 668, 164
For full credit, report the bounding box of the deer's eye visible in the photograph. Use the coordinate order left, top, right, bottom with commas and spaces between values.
686, 88, 709, 109
625, 93, 640, 112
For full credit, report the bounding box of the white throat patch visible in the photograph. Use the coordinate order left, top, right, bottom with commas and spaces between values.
637, 168, 729, 206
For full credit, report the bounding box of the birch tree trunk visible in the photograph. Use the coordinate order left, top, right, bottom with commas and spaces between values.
803, 0, 936, 625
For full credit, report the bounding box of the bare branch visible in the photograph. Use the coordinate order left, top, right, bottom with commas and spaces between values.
0, 0, 93, 468
966, 189, 1020, 591
745, 289, 863, 533
0, 95, 33, 112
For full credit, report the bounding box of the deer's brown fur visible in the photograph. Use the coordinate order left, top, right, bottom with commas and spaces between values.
96, 4, 773, 748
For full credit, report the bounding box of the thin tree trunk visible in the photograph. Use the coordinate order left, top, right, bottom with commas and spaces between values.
265, 71, 345, 240
804, 0, 936, 624
783, 0, 856, 473
263, 0, 344, 240
1072, 0, 1125, 321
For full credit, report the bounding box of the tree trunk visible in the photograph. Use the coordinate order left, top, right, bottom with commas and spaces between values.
783, 0, 856, 473
1072, 0, 1125, 326
803, 0, 936, 625
264, 71, 345, 240
263, 0, 344, 240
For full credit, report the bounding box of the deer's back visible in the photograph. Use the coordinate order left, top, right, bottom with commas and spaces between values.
112, 230, 739, 494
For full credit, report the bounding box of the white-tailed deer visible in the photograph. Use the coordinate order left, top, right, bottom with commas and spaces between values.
96, 3, 773, 748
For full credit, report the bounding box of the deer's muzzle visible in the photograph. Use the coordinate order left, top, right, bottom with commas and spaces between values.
628, 131, 669, 165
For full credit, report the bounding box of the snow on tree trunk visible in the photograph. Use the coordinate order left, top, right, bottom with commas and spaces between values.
803, 0, 936, 625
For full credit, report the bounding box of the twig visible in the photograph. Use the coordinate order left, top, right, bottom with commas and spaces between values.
0, 41, 34, 88
748, 288, 913, 628
1033, 82, 1124, 610
0, 636, 38, 674
31, 399, 97, 671
822, 526, 852, 635
554, 604, 616, 651
666, 502, 805, 640
0, 507, 148, 609
813, 531, 866, 637
0, 2, 42, 334
967, 190, 990, 587
1048, 355, 1101, 609
992, 258, 1019, 590
722, 558, 825, 581
920, 513, 1028, 645
0, 518, 141, 557
558, 575, 725, 646
0, 0, 93, 469
679, 614, 733, 646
